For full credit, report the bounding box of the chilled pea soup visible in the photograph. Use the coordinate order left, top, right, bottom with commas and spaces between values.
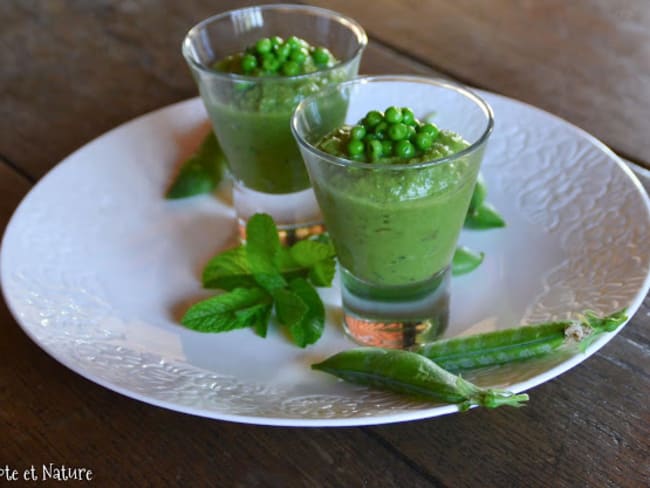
318, 141, 477, 286
292, 76, 494, 349
315, 118, 480, 346
205, 70, 349, 194
182, 5, 366, 235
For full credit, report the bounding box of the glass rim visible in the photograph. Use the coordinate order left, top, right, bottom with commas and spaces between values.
291, 75, 495, 171
181, 3, 368, 83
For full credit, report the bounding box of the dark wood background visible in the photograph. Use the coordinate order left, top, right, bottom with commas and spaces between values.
1, 1, 648, 486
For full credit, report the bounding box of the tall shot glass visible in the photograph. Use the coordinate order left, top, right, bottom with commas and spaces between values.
291, 76, 494, 348
182, 4, 366, 242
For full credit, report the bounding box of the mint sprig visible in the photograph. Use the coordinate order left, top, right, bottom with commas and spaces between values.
182, 213, 335, 347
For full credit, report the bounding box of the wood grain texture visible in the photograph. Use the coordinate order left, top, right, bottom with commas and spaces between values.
308, 0, 650, 167
0, 0, 436, 182
0, 1, 649, 487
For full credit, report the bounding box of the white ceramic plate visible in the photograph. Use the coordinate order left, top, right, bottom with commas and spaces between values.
2, 94, 649, 427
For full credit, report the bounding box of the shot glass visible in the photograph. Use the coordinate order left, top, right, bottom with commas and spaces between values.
291, 76, 494, 348
182, 4, 366, 242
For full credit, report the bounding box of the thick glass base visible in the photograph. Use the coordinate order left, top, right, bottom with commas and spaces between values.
341, 267, 450, 349
233, 181, 324, 244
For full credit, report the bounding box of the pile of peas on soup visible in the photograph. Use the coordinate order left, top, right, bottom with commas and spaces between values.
215, 35, 338, 76
318, 107, 469, 164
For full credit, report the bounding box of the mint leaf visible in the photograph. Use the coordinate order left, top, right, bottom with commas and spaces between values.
202, 245, 256, 290
278, 246, 300, 271
246, 213, 281, 269
288, 278, 325, 347
246, 214, 287, 292
290, 240, 336, 266
253, 271, 288, 292
181, 287, 270, 332
253, 315, 270, 338
273, 280, 326, 348
452, 246, 485, 276
273, 288, 309, 347
288, 240, 336, 286
308, 259, 336, 287
468, 173, 487, 212
166, 132, 225, 199
235, 302, 273, 338
464, 202, 506, 229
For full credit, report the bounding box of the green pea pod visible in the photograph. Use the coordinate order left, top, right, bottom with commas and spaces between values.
464, 202, 506, 229
452, 246, 485, 276
312, 348, 529, 411
415, 309, 627, 372
166, 132, 225, 199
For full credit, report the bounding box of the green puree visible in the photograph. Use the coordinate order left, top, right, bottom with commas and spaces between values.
315, 109, 478, 287
207, 36, 342, 194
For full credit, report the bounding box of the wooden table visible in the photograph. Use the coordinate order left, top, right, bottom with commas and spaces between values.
2, 1, 648, 486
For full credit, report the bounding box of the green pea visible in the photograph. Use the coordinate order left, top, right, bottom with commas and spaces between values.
347, 139, 365, 157
270, 36, 283, 48
367, 139, 383, 161
312, 348, 529, 411
388, 123, 409, 141
350, 125, 366, 140
401, 108, 416, 125
364, 111, 383, 128
395, 140, 416, 159
385, 106, 403, 124
419, 123, 440, 140
275, 43, 291, 61
281, 60, 300, 76
363, 133, 378, 142
407, 125, 417, 141
312, 46, 331, 65
381, 140, 393, 156
290, 47, 308, 64
256, 38, 272, 54
240, 54, 258, 73
287, 36, 306, 50
374, 121, 389, 139
415, 132, 433, 151
262, 54, 280, 73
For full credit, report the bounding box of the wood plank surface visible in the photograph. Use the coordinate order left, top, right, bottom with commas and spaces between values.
309, 0, 650, 167
1, 1, 649, 487
0, 0, 435, 181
